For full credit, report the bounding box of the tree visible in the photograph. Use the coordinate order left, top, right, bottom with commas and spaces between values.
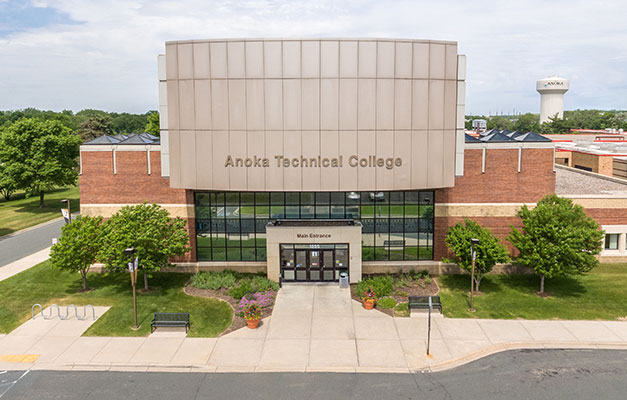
0, 162, 17, 201
50, 216, 104, 290
77, 115, 113, 142
0, 118, 81, 207
145, 112, 160, 136
443, 219, 509, 292
486, 116, 513, 130
513, 113, 541, 132
98, 203, 190, 290
508, 194, 604, 294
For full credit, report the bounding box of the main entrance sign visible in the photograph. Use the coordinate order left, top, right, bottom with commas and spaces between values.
224, 155, 403, 170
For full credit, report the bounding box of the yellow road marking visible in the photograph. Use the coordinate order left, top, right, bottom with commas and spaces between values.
0, 354, 40, 363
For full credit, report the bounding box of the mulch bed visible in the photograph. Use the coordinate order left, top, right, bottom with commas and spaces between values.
350, 277, 440, 317
183, 286, 277, 336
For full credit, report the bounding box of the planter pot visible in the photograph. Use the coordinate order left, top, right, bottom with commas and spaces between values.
246, 318, 260, 329
363, 300, 375, 310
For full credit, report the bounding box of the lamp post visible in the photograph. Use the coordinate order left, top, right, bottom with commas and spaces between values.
124, 247, 139, 330
60, 199, 71, 224
469, 238, 480, 312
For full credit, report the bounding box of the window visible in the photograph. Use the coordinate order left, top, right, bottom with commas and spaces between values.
195, 190, 435, 262
605, 234, 619, 250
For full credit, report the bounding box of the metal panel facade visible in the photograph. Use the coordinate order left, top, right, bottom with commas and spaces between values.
164, 39, 463, 191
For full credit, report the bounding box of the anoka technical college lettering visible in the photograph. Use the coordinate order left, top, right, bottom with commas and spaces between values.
224, 155, 403, 169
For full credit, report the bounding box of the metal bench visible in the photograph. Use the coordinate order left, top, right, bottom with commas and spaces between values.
408, 296, 442, 313
383, 240, 406, 247
151, 312, 190, 333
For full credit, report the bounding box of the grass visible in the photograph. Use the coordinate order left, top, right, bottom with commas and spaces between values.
438, 263, 627, 320
0, 186, 80, 236
0, 260, 233, 337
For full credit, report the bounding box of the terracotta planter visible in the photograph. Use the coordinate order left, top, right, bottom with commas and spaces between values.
246, 318, 260, 329
363, 300, 375, 310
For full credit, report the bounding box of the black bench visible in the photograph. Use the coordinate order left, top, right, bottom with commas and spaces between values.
383, 240, 406, 247
408, 296, 442, 313
151, 312, 190, 333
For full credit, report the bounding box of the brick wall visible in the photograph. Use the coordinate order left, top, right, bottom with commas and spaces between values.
436, 148, 556, 204
80, 149, 196, 262
433, 147, 556, 260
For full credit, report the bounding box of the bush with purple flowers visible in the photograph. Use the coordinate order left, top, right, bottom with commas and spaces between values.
238, 291, 274, 313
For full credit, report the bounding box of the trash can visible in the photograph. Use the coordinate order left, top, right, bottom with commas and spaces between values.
339, 272, 349, 288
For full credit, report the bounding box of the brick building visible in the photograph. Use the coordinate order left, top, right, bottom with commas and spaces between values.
80, 38, 627, 281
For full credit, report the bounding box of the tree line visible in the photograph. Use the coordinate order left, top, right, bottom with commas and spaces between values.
0, 109, 159, 205
465, 109, 627, 134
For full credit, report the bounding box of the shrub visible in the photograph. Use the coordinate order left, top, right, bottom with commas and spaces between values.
409, 269, 429, 280
238, 292, 275, 311
395, 273, 413, 288
378, 297, 397, 309
229, 281, 254, 299
424, 277, 432, 285
395, 290, 408, 297
251, 275, 279, 292
190, 270, 237, 290
394, 302, 409, 317
356, 275, 394, 297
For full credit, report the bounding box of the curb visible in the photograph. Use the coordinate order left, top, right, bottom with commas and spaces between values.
415, 341, 627, 373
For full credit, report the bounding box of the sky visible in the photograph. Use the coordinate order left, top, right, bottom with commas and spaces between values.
0, 0, 626, 115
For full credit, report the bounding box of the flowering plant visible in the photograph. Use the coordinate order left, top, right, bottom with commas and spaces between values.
238, 292, 274, 311
243, 303, 262, 321
362, 287, 377, 303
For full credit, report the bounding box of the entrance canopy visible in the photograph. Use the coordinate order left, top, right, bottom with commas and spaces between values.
266, 220, 362, 283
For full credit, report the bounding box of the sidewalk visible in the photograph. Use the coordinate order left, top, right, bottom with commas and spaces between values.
0, 284, 626, 373
0, 247, 50, 282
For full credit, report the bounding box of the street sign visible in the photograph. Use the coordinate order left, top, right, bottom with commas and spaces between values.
61, 208, 70, 224
134, 257, 138, 271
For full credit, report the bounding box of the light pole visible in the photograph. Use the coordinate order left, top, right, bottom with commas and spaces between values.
60, 199, 71, 224
124, 247, 139, 330
469, 238, 480, 312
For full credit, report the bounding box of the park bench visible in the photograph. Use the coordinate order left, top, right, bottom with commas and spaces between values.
383, 240, 406, 247
151, 312, 190, 333
408, 296, 442, 313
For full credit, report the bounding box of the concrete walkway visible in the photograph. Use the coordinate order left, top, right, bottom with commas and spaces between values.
1, 284, 627, 373
0, 247, 50, 282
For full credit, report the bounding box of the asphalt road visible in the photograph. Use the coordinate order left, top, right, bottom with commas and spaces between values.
0, 218, 65, 268
2, 349, 627, 399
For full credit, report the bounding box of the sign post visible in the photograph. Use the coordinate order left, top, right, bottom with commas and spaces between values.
427, 296, 432, 356
124, 247, 139, 330
469, 238, 480, 312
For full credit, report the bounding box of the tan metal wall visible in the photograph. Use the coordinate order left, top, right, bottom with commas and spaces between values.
165, 38, 463, 191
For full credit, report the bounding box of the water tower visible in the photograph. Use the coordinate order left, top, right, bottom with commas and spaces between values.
536, 76, 569, 123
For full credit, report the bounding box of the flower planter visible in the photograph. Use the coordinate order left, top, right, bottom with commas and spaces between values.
246, 318, 260, 329
362, 300, 375, 310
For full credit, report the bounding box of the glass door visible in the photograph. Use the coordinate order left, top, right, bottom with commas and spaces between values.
295, 249, 308, 281
309, 250, 321, 281
321, 250, 335, 281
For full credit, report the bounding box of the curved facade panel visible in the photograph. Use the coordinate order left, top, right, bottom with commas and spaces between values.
163, 38, 464, 191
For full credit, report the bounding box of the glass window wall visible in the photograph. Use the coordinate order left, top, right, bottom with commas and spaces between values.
195, 190, 434, 261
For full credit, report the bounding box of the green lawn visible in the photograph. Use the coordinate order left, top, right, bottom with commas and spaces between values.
0, 260, 233, 337
0, 186, 80, 236
438, 263, 627, 320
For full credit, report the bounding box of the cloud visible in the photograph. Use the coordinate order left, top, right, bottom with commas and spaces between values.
0, 0, 626, 114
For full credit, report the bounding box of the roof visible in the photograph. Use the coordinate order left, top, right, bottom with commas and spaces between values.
83, 135, 121, 145
465, 134, 481, 143
84, 133, 160, 145
467, 130, 552, 143
556, 166, 627, 196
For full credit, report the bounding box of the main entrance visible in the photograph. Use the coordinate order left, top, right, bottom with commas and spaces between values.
280, 244, 349, 282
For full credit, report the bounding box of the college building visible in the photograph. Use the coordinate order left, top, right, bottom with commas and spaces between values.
79, 38, 627, 282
